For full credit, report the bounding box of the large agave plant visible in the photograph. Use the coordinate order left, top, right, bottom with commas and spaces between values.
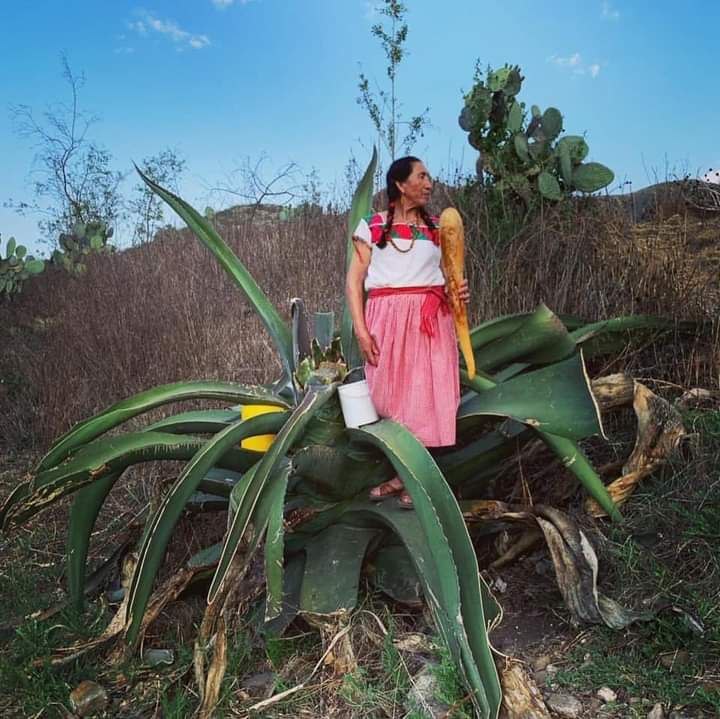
0, 150, 691, 718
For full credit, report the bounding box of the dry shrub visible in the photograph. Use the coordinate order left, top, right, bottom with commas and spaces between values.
0, 195, 717, 450
0, 208, 345, 448
460, 190, 718, 386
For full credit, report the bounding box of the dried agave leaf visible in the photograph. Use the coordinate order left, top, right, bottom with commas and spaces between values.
586, 382, 685, 517
500, 660, 551, 718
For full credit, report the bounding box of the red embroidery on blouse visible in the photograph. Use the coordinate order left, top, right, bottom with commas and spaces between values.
367, 213, 439, 246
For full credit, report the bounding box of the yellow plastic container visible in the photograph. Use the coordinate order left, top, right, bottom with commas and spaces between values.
240, 404, 285, 451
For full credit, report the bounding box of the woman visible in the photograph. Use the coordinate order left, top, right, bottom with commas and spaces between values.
345, 156, 469, 506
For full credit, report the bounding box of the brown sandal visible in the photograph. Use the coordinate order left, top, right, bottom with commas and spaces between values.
369, 477, 404, 501
398, 491, 414, 509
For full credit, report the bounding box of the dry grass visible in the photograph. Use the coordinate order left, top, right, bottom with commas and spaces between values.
1, 194, 717, 450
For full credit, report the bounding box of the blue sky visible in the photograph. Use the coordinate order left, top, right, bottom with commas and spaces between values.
2, 1, 718, 255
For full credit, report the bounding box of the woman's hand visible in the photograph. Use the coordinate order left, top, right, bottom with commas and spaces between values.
444, 279, 470, 305
357, 330, 380, 366
458, 278, 470, 304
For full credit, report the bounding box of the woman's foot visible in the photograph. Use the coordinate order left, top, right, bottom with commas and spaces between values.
398, 491, 413, 509
369, 476, 404, 501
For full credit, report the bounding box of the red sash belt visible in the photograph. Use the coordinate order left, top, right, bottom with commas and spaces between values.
367, 284, 449, 337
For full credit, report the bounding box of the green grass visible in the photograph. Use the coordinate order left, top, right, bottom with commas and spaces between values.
426, 644, 473, 719
0, 606, 110, 718
554, 407, 720, 715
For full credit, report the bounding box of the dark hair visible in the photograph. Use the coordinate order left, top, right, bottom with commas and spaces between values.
378, 156, 435, 249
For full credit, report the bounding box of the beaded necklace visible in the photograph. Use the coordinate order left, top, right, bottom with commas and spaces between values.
387, 212, 425, 253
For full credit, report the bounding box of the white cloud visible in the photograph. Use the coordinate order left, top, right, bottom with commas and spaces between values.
548, 53, 601, 78
601, 1, 620, 20
129, 12, 210, 50
552, 52, 582, 68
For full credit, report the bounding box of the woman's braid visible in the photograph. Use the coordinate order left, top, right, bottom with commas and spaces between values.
378, 200, 396, 249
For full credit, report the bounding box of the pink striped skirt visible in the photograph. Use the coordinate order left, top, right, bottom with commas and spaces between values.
364, 292, 460, 447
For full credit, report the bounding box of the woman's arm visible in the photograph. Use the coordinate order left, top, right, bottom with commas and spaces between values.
345, 240, 380, 365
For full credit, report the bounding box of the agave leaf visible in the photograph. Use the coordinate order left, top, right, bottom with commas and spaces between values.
313, 311, 335, 349
38, 381, 290, 472
2, 431, 269, 530
474, 304, 576, 372
125, 410, 301, 646
367, 543, 424, 606
291, 298, 311, 374
135, 165, 293, 375
0, 482, 31, 535
264, 465, 291, 622
570, 315, 703, 360
144, 409, 243, 435
299, 523, 381, 616
438, 423, 531, 489
340, 147, 377, 370
470, 311, 588, 351
186, 491, 229, 513
263, 552, 306, 638
198, 468, 245, 497
461, 356, 618, 517
67, 472, 121, 612
458, 352, 604, 440
283, 500, 354, 554
539, 433, 622, 521
291, 441, 392, 500
460, 369, 498, 393
348, 421, 502, 719
63, 414, 285, 613
208, 384, 338, 604
470, 312, 533, 351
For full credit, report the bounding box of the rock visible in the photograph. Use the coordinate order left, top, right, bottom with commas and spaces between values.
394, 632, 433, 655
587, 697, 603, 714
647, 703, 665, 719
241, 671, 276, 699
492, 576, 508, 593
597, 686, 617, 703
532, 654, 552, 672
405, 665, 451, 719
534, 670, 547, 685
668, 712, 691, 719
545, 663, 559, 674
545, 693, 583, 718
142, 648, 174, 667
69, 680, 108, 717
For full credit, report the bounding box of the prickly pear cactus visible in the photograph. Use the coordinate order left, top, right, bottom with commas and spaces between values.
0, 235, 45, 298
458, 62, 614, 205
52, 220, 114, 275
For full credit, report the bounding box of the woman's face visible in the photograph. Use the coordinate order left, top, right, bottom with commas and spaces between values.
397, 161, 433, 208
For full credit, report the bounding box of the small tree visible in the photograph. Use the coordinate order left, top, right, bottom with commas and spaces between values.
128, 149, 185, 244
357, 0, 429, 163
9, 55, 124, 249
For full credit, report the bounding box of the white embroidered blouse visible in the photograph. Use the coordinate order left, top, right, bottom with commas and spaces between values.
353, 212, 445, 290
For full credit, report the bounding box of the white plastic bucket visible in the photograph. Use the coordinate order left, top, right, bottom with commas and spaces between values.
337, 380, 379, 428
